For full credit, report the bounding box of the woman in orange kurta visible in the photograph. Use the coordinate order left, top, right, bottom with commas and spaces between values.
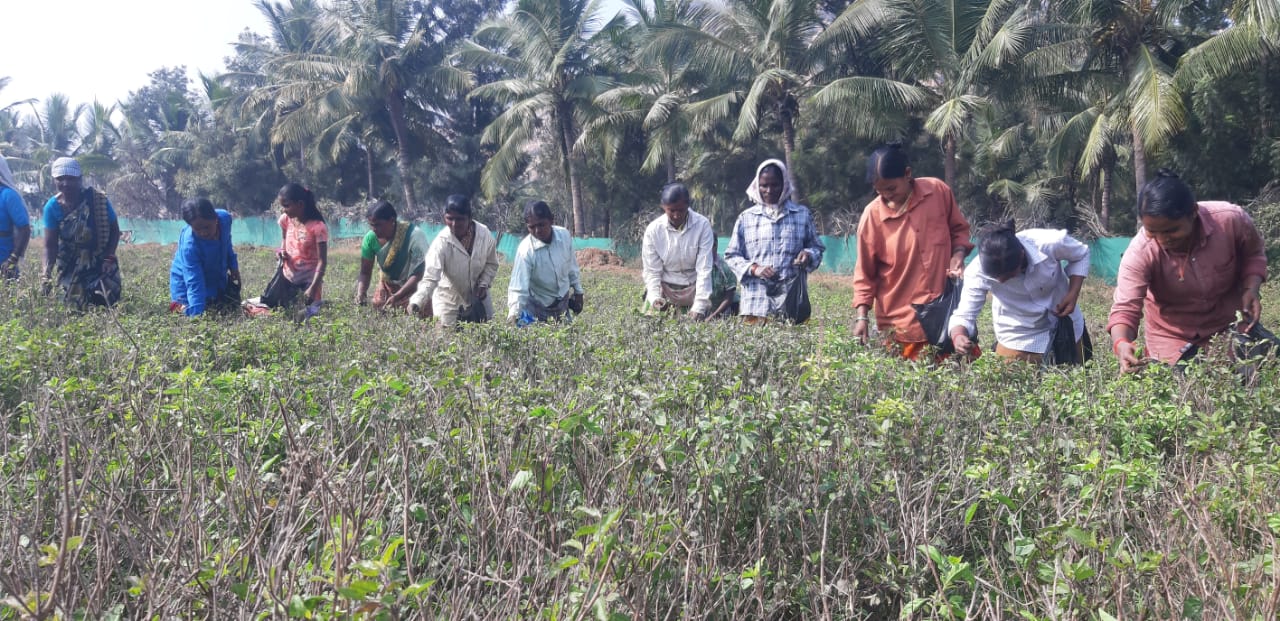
852, 144, 973, 360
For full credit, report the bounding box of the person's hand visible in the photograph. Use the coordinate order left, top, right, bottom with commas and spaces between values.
356, 294, 368, 306
793, 251, 810, 267
475, 286, 489, 300
569, 293, 584, 313
652, 297, 669, 311
686, 309, 704, 321
1054, 291, 1080, 317
1114, 340, 1143, 374
951, 329, 973, 355
752, 264, 777, 279
101, 256, 117, 275
1241, 287, 1262, 331
304, 284, 319, 304
275, 249, 289, 263
946, 255, 964, 278
852, 317, 870, 342
507, 313, 520, 326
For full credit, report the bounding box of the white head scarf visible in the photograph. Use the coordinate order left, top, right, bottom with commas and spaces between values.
0, 156, 18, 192
51, 157, 82, 178
745, 158, 792, 219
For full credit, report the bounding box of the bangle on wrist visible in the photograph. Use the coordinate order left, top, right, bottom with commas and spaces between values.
854, 316, 869, 323
1112, 338, 1132, 356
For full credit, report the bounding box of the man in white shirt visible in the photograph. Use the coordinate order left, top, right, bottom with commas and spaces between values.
507, 200, 584, 323
642, 183, 716, 319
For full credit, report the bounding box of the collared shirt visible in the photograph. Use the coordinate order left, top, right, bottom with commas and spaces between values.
169, 209, 239, 316
642, 209, 715, 314
1107, 202, 1268, 362
852, 177, 973, 343
411, 221, 500, 311
507, 225, 583, 318
949, 229, 1090, 354
723, 201, 825, 317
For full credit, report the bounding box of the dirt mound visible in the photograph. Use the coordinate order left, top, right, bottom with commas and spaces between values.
576, 248, 625, 269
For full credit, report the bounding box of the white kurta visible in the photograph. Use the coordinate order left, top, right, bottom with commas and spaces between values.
948, 229, 1091, 354
410, 221, 500, 326
507, 226, 583, 318
641, 209, 715, 315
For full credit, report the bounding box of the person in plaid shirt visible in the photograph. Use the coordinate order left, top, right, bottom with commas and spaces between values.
724, 159, 824, 324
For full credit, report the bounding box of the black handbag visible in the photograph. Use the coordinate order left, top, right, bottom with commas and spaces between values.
913, 277, 961, 354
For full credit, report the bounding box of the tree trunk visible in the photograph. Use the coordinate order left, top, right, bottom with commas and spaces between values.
943, 134, 958, 191
385, 89, 418, 215
1131, 124, 1147, 225
665, 151, 676, 184
780, 104, 800, 203
556, 101, 586, 236
1099, 165, 1112, 233
363, 142, 374, 201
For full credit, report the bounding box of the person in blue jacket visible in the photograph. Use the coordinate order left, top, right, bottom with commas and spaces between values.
169, 197, 240, 316
0, 156, 31, 280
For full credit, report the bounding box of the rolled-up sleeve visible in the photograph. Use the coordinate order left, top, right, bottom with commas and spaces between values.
723, 217, 752, 280
412, 238, 446, 308
851, 211, 878, 309
947, 260, 988, 337
693, 223, 714, 314
1235, 211, 1268, 282
1052, 231, 1091, 278
641, 224, 663, 304
179, 241, 208, 316
944, 185, 974, 254
1106, 237, 1151, 333
507, 245, 532, 318
803, 214, 825, 271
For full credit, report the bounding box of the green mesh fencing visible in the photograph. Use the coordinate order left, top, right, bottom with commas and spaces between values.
39, 215, 1132, 284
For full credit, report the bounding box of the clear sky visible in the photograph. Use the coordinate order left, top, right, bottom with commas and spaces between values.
3, 0, 629, 113
3, 0, 270, 109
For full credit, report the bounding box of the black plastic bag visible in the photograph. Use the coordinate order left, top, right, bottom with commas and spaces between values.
782, 273, 811, 324
1234, 321, 1280, 360
260, 262, 299, 309
912, 277, 961, 354
1049, 318, 1092, 365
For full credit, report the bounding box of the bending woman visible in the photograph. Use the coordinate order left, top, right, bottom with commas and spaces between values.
948, 222, 1090, 364
170, 198, 240, 316
1108, 170, 1267, 372
356, 200, 429, 310
723, 159, 824, 324
409, 195, 499, 326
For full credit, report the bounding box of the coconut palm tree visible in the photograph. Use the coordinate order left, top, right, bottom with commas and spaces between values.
245, 0, 473, 214
811, 0, 1036, 191
459, 0, 616, 235
577, 0, 716, 183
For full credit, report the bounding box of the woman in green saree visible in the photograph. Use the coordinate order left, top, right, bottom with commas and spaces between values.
355, 200, 430, 310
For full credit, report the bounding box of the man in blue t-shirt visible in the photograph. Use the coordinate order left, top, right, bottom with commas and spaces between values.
0, 157, 31, 279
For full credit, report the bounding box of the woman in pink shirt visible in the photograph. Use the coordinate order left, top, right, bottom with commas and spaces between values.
270, 183, 329, 313
1108, 170, 1267, 372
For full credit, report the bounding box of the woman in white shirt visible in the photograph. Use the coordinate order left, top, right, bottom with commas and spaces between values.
409, 195, 499, 327
948, 222, 1091, 364
642, 183, 716, 319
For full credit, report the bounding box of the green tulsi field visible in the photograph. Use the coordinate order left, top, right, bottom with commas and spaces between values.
2, 243, 1279, 620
